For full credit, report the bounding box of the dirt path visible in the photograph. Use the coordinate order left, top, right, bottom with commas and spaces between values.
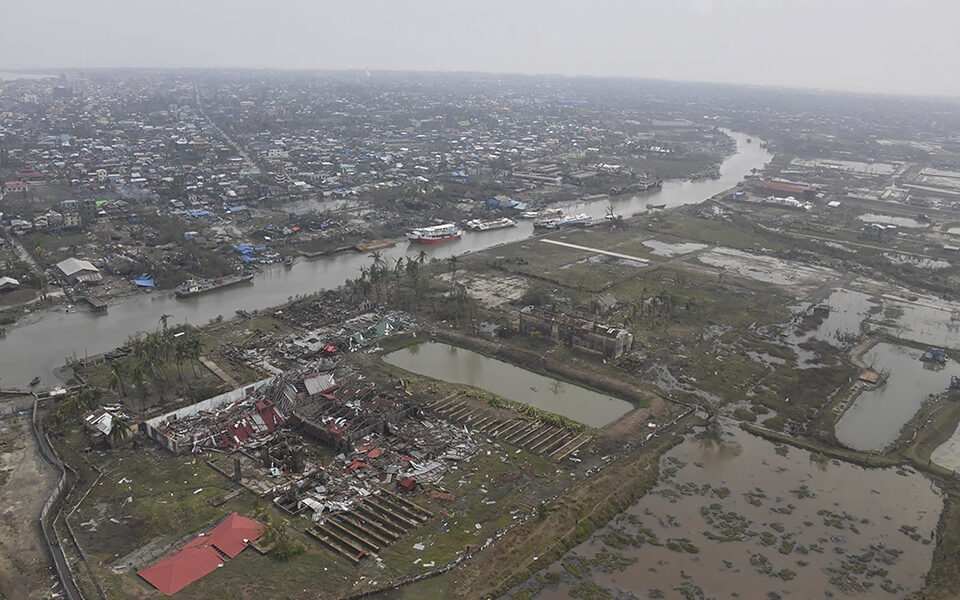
0, 413, 58, 599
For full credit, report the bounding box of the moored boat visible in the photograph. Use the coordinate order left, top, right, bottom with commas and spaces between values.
646, 202, 667, 210
175, 274, 255, 299
30, 376, 40, 386
406, 223, 463, 244
533, 209, 564, 229
465, 217, 517, 231
554, 213, 592, 228
354, 238, 397, 252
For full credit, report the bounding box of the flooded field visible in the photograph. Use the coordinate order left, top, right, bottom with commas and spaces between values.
835, 343, 958, 452
883, 253, 951, 269
641, 240, 708, 257
879, 294, 960, 349
506, 427, 942, 600
696, 247, 838, 287
383, 342, 633, 427
780, 288, 877, 367
932, 423, 960, 473
858, 213, 928, 228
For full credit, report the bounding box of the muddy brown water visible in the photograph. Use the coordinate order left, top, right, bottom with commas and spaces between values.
835, 342, 959, 452
782, 288, 877, 367
383, 342, 633, 428
506, 426, 941, 600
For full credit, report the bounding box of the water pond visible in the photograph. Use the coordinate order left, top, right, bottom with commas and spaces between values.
383, 342, 633, 428
835, 343, 958, 452
858, 213, 927, 228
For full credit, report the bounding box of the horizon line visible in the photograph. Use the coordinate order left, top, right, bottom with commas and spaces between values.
2, 66, 959, 104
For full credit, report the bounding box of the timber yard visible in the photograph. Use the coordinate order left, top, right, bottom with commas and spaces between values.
3, 69, 960, 600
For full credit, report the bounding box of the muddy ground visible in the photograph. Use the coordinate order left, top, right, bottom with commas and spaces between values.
0, 411, 58, 599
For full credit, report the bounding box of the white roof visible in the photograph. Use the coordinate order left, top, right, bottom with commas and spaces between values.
56, 257, 99, 276
304, 373, 336, 396
0, 276, 20, 288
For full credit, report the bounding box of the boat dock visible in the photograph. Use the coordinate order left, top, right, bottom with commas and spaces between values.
80, 296, 107, 312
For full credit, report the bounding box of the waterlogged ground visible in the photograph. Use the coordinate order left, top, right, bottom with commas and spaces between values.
507, 427, 941, 600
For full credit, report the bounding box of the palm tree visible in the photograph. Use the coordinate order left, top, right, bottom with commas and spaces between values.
108, 362, 127, 397
448, 255, 458, 286
416, 249, 427, 265
158, 313, 172, 332
368, 250, 386, 274
108, 413, 130, 446
128, 358, 150, 408
392, 257, 405, 303
173, 336, 189, 381
76, 387, 101, 412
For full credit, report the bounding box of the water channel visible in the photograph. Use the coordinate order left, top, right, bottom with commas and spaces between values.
835, 342, 959, 452
506, 426, 942, 600
0, 131, 771, 388
382, 342, 632, 428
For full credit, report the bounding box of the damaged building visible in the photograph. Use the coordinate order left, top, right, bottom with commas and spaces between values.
519, 305, 634, 360
142, 362, 478, 563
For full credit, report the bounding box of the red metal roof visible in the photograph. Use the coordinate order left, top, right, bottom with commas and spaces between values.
137, 513, 263, 595
202, 512, 264, 558
137, 546, 223, 596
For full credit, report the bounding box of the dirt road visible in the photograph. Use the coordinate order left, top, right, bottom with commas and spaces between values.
0, 412, 58, 599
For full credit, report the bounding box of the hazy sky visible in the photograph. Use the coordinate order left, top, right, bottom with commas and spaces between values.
4, 0, 959, 97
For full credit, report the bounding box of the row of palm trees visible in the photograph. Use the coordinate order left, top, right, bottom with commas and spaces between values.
108, 315, 205, 410
346, 249, 430, 308
346, 250, 486, 332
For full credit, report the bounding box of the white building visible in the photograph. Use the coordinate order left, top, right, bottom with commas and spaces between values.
55, 258, 102, 283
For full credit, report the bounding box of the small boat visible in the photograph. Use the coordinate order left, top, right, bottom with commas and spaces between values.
646, 203, 667, 210
406, 223, 463, 244
465, 217, 517, 231
30, 376, 40, 387
519, 211, 541, 219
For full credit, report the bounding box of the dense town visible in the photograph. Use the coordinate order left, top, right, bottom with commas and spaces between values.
2, 70, 960, 600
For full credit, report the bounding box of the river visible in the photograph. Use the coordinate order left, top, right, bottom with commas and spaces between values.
0, 131, 770, 388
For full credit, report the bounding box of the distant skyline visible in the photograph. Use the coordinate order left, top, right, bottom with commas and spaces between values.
4, 0, 960, 98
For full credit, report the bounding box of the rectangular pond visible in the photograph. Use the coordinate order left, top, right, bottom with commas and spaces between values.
383, 342, 634, 428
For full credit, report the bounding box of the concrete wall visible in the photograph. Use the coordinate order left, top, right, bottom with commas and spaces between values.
145, 377, 275, 454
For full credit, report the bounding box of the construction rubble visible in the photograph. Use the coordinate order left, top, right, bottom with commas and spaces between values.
145, 362, 478, 561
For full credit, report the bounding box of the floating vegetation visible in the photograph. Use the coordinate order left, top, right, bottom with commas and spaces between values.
507, 427, 940, 600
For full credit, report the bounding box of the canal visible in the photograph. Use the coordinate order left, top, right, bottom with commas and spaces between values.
0, 131, 770, 388
382, 342, 633, 428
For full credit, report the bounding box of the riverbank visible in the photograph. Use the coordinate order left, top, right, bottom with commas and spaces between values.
0, 131, 771, 390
